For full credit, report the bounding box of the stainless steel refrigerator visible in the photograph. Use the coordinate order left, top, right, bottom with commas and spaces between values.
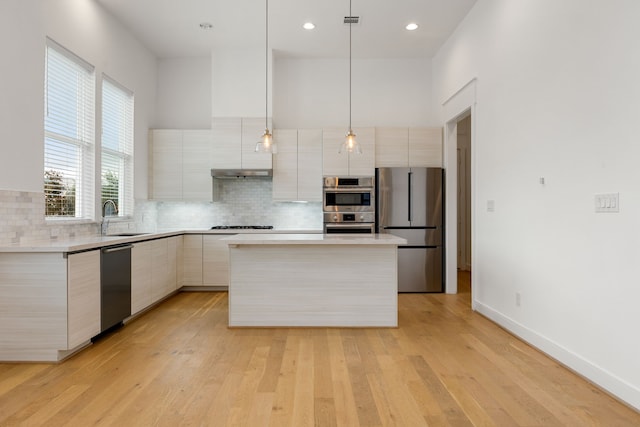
376, 167, 444, 292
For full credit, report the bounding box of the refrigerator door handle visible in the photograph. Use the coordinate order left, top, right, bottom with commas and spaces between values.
407, 171, 412, 222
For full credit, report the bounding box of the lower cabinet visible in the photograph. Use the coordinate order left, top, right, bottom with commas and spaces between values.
131, 241, 152, 315
183, 234, 203, 286
182, 234, 230, 288
203, 235, 230, 287
131, 236, 182, 316
67, 250, 101, 349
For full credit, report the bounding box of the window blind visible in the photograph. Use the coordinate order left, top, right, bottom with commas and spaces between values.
44, 39, 95, 219
101, 76, 134, 217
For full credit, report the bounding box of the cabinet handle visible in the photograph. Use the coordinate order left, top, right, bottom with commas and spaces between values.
102, 245, 133, 254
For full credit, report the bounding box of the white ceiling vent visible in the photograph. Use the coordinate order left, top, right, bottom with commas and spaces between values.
344, 16, 359, 25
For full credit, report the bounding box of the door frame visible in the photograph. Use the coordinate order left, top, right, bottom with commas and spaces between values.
442, 78, 476, 302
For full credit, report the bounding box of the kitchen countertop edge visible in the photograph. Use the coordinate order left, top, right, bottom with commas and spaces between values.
222, 233, 407, 246
0, 229, 324, 253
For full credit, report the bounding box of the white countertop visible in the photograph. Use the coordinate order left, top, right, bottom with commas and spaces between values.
0, 229, 324, 253
222, 233, 407, 246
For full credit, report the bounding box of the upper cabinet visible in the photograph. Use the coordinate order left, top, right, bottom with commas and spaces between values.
322, 127, 375, 177
211, 117, 272, 170
375, 127, 443, 168
150, 130, 183, 200
273, 129, 322, 202
149, 129, 213, 201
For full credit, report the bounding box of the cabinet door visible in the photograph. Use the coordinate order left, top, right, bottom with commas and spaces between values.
183, 130, 213, 200
131, 241, 152, 315
67, 250, 101, 348
150, 130, 183, 199
348, 127, 376, 176
212, 118, 242, 169
375, 127, 409, 167
241, 117, 272, 169
297, 129, 323, 202
203, 235, 230, 287
272, 129, 299, 201
409, 127, 442, 167
150, 239, 170, 302
322, 128, 349, 176
174, 235, 184, 289
167, 236, 181, 292
183, 235, 203, 286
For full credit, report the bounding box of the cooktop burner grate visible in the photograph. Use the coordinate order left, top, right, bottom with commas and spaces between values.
210, 225, 274, 230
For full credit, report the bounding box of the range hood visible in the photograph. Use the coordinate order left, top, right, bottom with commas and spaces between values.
211, 169, 272, 179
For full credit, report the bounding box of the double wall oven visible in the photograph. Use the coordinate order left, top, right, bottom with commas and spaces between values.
323, 177, 375, 234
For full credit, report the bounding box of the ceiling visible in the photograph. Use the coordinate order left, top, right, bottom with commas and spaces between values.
96, 0, 477, 59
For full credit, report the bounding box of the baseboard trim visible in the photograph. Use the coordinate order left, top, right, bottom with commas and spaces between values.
474, 300, 640, 411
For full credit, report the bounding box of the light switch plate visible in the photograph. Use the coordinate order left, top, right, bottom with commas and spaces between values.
595, 193, 619, 213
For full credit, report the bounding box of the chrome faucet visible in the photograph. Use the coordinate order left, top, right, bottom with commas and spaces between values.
101, 200, 117, 235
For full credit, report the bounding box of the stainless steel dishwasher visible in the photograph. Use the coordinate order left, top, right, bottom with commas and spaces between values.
100, 244, 132, 332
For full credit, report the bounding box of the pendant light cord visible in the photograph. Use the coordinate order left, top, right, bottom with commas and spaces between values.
265, 0, 269, 130
349, 0, 352, 131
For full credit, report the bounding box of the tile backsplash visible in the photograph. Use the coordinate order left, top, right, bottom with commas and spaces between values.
138, 178, 323, 231
0, 189, 99, 245
0, 180, 322, 245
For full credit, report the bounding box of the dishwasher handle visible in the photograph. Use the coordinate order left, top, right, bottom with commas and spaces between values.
102, 244, 134, 254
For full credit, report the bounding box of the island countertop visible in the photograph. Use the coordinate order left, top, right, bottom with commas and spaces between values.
222, 233, 407, 246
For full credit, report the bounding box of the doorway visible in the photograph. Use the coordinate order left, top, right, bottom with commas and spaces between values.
456, 113, 472, 294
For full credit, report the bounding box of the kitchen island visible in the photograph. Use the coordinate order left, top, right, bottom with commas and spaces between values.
222, 233, 407, 327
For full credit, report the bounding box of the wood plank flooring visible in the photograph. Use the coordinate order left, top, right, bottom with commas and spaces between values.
1, 271, 639, 426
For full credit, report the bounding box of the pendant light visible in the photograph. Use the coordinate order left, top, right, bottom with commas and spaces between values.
339, 0, 362, 155
255, 0, 276, 153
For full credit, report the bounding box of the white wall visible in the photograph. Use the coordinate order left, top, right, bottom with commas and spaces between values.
0, 0, 157, 200
154, 57, 211, 129
274, 57, 435, 128
433, 0, 640, 409
0, 0, 45, 192
212, 48, 270, 118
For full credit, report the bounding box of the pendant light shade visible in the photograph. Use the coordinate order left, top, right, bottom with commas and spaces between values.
255, 128, 274, 153
255, 0, 276, 153
339, 0, 362, 155
339, 129, 362, 154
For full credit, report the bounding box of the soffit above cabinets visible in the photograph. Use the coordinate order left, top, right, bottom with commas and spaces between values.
95, 0, 477, 59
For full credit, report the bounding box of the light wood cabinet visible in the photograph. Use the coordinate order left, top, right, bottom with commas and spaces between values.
150, 129, 214, 201
150, 238, 170, 303
182, 130, 214, 200
323, 127, 375, 176
273, 129, 322, 202
211, 117, 272, 170
409, 127, 442, 167
131, 240, 152, 315
183, 234, 203, 286
172, 235, 184, 289
67, 250, 101, 349
211, 118, 241, 169
131, 236, 181, 315
375, 127, 443, 168
203, 235, 230, 286
150, 130, 182, 200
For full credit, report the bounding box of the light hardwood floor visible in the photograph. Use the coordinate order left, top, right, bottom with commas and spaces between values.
1, 272, 638, 426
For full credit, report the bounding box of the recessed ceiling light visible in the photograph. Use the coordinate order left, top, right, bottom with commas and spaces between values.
406, 23, 419, 31
199, 22, 213, 30
303, 22, 315, 30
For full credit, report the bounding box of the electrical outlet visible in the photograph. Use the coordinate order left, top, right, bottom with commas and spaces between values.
515, 292, 521, 307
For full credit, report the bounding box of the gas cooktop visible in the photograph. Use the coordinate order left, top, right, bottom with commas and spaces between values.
210, 225, 274, 230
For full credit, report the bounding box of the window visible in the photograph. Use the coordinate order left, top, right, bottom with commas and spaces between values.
44, 39, 95, 219
101, 76, 134, 217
